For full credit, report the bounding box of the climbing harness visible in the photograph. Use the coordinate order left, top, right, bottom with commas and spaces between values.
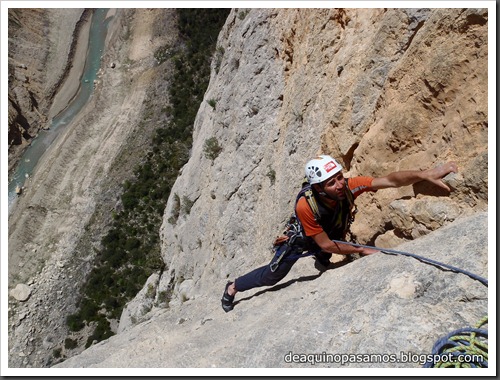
271, 170, 488, 366
269, 216, 308, 272
423, 316, 488, 368
299, 179, 358, 241
269, 182, 489, 366
329, 239, 488, 286
269, 179, 358, 272
270, 211, 488, 287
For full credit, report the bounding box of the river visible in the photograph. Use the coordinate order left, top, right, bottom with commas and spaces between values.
8, 9, 113, 212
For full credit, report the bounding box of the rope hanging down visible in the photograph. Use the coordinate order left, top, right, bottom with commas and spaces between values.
330, 239, 488, 287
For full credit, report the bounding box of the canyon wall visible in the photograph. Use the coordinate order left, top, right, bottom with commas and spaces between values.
156, 8, 488, 309
7, 9, 87, 173
81, 7, 488, 370
7, 9, 180, 367
7, 7, 489, 371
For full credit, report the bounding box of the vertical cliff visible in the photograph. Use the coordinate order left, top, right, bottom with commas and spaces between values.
103, 8, 489, 371
7, 9, 182, 367
57, 211, 489, 369
7, 7, 490, 371
155, 8, 487, 309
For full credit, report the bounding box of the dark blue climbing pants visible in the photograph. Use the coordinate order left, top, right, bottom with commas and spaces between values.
234, 244, 303, 292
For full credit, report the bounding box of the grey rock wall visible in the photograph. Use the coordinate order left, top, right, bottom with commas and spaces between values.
8, 7, 489, 370
55, 212, 489, 368
156, 7, 488, 311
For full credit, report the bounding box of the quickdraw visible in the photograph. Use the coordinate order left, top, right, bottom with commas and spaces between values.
269, 216, 304, 272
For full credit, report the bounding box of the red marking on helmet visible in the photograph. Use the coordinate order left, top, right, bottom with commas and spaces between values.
324, 160, 337, 173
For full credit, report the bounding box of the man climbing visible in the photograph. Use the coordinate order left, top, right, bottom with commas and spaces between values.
221, 154, 458, 312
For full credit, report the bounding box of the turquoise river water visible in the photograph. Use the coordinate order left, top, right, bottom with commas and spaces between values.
8, 9, 112, 212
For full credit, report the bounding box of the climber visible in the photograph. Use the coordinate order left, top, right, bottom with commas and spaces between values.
221, 154, 458, 312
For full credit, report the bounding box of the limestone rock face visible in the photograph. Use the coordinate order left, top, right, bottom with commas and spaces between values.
118, 273, 160, 334
9, 7, 490, 370
158, 8, 488, 310
7, 9, 180, 368
9, 284, 32, 302
55, 212, 489, 368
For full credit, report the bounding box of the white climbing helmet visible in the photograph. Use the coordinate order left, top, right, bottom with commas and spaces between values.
305, 155, 343, 185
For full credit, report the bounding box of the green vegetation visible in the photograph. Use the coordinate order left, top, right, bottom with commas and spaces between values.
167, 193, 181, 225
53, 348, 62, 359
154, 45, 174, 65
266, 166, 276, 186
207, 98, 217, 109
203, 136, 223, 161
238, 9, 250, 20
64, 338, 78, 350
182, 195, 195, 215
214, 46, 225, 73
65, 9, 230, 346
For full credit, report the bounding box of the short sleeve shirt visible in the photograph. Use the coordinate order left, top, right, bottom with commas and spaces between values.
296, 176, 375, 237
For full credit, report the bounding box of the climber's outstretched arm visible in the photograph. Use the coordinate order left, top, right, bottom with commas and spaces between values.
371, 161, 458, 191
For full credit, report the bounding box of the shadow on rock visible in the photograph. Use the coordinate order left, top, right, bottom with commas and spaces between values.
234, 256, 354, 306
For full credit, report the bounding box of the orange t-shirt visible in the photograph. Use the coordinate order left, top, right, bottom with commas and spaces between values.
296, 176, 374, 237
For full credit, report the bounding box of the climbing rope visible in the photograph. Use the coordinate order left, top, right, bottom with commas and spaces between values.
423, 316, 488, 368
327, 239, 488, 368
330, 239, 488, 287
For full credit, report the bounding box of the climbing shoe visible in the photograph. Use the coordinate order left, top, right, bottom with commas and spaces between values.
314, 252, 332, 268
221, 282, 234, 312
